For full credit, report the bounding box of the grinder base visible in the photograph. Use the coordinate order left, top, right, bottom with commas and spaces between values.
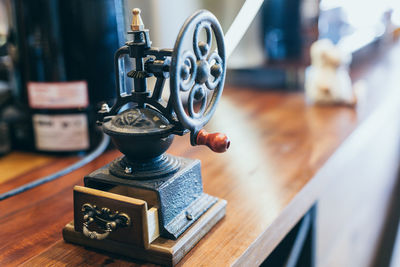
83, 155, 217, 239
63, 198, 226, 266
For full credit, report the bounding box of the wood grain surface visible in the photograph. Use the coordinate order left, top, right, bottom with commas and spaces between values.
0, 152, 55, 184
1, 42, 400, 266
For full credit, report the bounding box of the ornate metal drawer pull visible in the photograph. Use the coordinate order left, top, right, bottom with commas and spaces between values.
82, 203, 131, 240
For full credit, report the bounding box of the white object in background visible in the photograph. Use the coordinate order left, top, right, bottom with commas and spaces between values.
305, 39, 357, 105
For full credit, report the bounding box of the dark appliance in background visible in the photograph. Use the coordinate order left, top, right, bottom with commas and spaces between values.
6, 0, 124, 153
226, 0, 319, 90
263, 0, 303, 61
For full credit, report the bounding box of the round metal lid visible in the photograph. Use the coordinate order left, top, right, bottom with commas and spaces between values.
102, 108, 173, 136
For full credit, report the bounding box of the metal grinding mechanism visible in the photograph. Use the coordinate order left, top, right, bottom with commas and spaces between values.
63, 8, 232, 266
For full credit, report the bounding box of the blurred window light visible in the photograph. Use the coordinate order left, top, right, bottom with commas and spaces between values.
319, 0, 400, 53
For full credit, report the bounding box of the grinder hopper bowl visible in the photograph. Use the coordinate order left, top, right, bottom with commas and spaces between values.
63, 8, 230, 266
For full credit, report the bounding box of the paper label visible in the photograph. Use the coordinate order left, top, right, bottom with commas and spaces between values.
28, 81, 89, 109
33, 114, 89, 151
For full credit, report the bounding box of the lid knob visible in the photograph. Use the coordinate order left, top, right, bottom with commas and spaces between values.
131, 8, 144, 31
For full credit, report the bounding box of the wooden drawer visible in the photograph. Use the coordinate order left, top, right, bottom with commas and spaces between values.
73, 185, 159, 248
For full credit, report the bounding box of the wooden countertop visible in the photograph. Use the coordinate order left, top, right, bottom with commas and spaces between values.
1, 42, 400, 266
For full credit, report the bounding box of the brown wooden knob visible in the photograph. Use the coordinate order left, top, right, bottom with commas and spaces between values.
196, 129, 230, 153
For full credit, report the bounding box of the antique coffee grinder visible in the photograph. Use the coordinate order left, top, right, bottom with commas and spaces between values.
63, 8, 229, 266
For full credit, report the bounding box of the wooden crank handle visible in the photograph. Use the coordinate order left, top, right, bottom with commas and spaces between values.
196, 129, 230, 153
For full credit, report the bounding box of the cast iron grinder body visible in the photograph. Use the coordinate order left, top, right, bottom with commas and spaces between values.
91, 9, 230, 240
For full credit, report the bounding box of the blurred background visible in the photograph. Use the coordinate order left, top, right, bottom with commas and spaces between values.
0, 0, 400, 156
